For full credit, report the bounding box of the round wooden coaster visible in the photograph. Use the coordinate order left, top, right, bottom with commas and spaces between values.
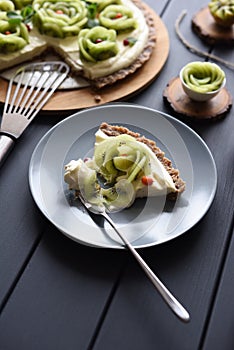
163, 77, 232, 120
192, 7, 234, 46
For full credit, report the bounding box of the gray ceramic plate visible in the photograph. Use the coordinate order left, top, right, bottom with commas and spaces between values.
29, 103, 217, 248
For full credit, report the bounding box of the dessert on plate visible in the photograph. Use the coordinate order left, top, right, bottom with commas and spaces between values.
0, 0, 156, 88
64, 123, 185, 212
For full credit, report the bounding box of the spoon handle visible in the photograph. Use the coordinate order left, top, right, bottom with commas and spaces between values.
102, 211, 190, 323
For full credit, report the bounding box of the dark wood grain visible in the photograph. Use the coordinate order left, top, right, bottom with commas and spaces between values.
0, 0, 234, 349
0, 226, 128, 350
91, 0, 234, 349
202, 225, 234, 350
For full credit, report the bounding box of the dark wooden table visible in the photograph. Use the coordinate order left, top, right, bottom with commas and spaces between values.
0, 1, 234, 349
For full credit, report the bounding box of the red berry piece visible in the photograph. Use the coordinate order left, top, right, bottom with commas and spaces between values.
123, 39, 129, 46
26, 24, 32, 32
114, 12, 123, 19
141, 176, 153, 186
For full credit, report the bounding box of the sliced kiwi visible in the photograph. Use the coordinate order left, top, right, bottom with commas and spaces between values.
95, 134, 135, 165
94, 134, 136, 181
113, 155, 135, 171
128, 154, 147, 183
78, 163, 103, 206
103, 145, 119, 178
101, 186, 118, 202
104, 179, 135, 211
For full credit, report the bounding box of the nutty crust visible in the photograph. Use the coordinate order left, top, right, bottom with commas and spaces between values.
100, 122, 186, 200
90, 0, 157, 89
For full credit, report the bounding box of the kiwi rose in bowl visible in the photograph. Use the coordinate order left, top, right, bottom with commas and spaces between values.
180, 61, 226, 102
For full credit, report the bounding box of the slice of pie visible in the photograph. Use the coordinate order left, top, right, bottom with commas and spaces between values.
64, 123, 185, 212
0, 0, 156, 89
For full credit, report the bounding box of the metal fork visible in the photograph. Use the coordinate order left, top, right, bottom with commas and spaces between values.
0, 61, 69, 167
78, 193, 190, 322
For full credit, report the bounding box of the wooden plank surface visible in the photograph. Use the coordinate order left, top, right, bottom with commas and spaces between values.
0, 120, 49, 309
0, 0, 234, 349
198, 41, 234, 350
202, 225, 234, 350
90, 0, 234, 348
0, 223, 128, 350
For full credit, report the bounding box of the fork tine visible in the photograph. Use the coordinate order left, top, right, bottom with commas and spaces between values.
3, 78, 13, 115
14, 69, 36, 113
0, 61, 70, 167
12, 62, 69, 120
14, 71, 30, 112
28, 71, 60, 112
4, 69, 24, 115
77, 192, 190, 322
26, 67, 69, 120
1, 61, 69, 140
22, 70, 51, 118
17, 66, 40, 114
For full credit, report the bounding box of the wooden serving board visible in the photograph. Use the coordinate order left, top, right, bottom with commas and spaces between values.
0, 3, 169, 112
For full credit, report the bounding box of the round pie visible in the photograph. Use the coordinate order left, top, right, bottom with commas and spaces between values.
0, 0, 156, 88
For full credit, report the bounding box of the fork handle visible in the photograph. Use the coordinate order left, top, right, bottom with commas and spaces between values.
102, 212, 190, 323
0, 134, 15, 168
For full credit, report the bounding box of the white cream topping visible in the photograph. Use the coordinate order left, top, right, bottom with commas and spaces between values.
64, 159, 83, 190
64, 157, 97, 190
41, 33, 79, 52
0, 29, 47, 70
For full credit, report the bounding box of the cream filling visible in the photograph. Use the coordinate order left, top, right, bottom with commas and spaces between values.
0, 29, 47, 70
64, 158, 97, 191
39, 33, 79, 53
64, 159, 83, 191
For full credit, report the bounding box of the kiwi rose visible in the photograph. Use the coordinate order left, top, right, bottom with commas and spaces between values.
12, 0, 33, 10
85, 0, 121, 12
0, 3, 29, 53
0, 0, 15, 12
78, 25, 118, 62
33, 0, 88, 38
99, 4, 138, 32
